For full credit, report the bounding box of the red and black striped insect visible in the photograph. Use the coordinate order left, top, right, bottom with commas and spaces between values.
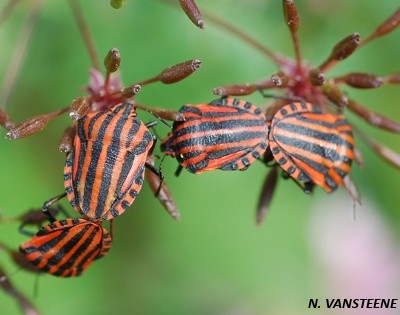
63, 102, 154, 221
19, 218, 112, 277
161, 97, 269, 174
268, 102, 355, 193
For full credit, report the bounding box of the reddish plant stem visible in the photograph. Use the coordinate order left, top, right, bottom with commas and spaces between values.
68, 0, 100, 70
0, 0, 44, 110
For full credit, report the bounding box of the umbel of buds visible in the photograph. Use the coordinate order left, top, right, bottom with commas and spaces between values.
1, 47, 201, 141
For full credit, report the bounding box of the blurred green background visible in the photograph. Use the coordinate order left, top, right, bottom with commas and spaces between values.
1, 1, 400, 314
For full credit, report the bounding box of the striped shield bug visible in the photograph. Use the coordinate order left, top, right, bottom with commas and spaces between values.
64, 102, 154, 221
161, 97, 269, 174
268, 102, 355, 193
19, 218, 112, 277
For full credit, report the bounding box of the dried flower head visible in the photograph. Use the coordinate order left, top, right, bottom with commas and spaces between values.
2, 47, 200, 141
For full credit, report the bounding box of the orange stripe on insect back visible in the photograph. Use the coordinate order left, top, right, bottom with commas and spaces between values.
175, 118, 266, 140
93, 111, 130, 212
119, 125, 148, 193
272, 126, 342, 155
276, 141, 340, 173
85, 111, 109, 139
285, 113, 343, 134
301, 111, 342, 124
328, 168, 345, 187
194, 104, 239, 114
121, 163, 145, 197
182, 154, 205, 169
29, 229, 63, 251
291, 157, 334, 191
89, 116, 123, 212
341, 132, 355, 146
76, 113, 111, 205
118, 118, 136, 147
30, 231, 65, 270
71, 136, 82, 182
285, 141, 349, 191
101, 109, 130, 145
76, 140, 92, 208
68, 225, 102, 268
49, 223, 97, 273
205, 150, 250, 170
175, 113, 247, 131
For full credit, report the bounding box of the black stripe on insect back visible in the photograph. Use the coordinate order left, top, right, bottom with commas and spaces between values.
273, 134, 350, 164
125, 118, 141, 149
113, 151, 137, 205
81, 107, 127, 215
74, 112, 103, 194
56, 225, 99, 275
290, 154, 339, 190
275, 121, 353, 149
181, 146, 250, 163
132, 129, 153, 154
185, 159, 208, 173
45, 223, 93, 272
177, 118, 265, 138
93, 108, 131, 218
287, 113, 348, 130
77, 104, 131, 211
196, 110, 248, 118
176, 130, 266, 151
290, 152, 334, 175
75, 118, 91, 184
108, 126, 151, 215
207, 146, 252, 159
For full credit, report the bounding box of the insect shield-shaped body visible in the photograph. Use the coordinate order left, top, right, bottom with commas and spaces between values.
161, 97, 269, 173
268, 102, 355, 192
19, 218, 112, 277
64, 103, 154, 221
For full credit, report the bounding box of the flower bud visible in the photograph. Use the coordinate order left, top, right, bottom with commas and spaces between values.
283, 0, 300, 33
178, 0, 204, 29
69, 97, 89, 121
337, 72, 383, 89
6, 115, 51, 139
158, 59, 201, 84
59, 124, 76, 153
110, 0, 126, 9
323, 82, 348, 108
121, 84, 141, 99
363, 8, 400, 45
308, 69, 325, 86
104, 48, 121, 73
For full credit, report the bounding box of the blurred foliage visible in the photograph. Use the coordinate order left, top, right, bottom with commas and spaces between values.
0, 1, 400, 314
